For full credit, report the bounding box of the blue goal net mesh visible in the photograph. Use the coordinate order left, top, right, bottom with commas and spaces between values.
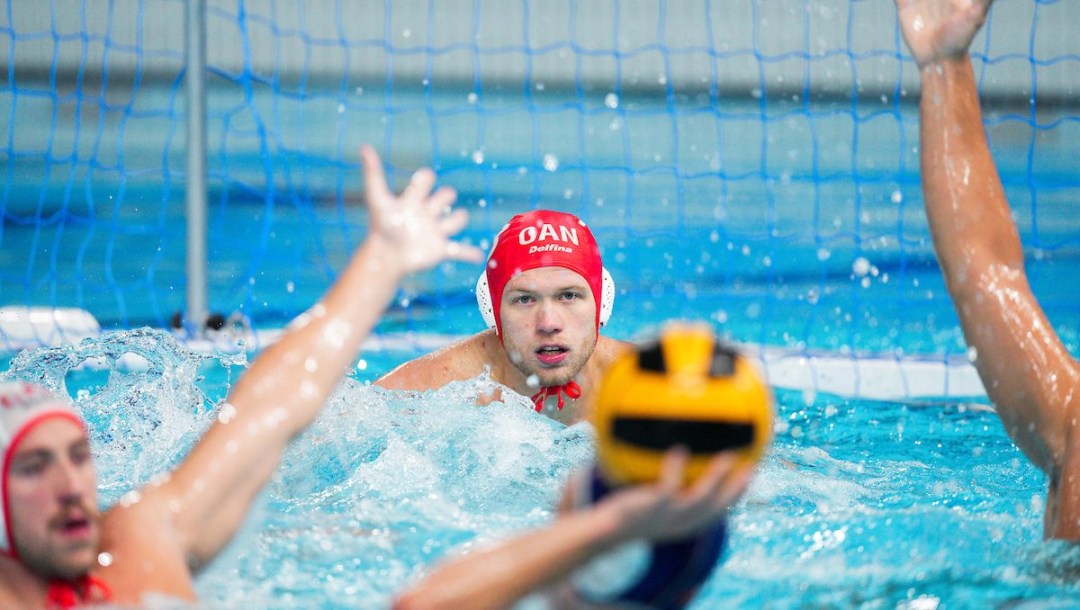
2, 0, 1078, 367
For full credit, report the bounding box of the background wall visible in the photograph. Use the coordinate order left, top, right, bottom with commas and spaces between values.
5, 1, 1077, 101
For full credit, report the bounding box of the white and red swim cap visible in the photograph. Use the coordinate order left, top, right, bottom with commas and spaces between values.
476, 210, 615, 338
0, 381, 85, 559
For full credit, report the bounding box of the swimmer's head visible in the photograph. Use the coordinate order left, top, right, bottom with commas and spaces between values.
592, 323, 774, 486
0, 380, 91, 565
476, 210, 615, 339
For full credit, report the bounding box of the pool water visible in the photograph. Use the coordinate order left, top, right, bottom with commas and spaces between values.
4, 328, 1079, 609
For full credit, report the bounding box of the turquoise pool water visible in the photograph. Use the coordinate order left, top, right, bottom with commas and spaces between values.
4, 328, 1080, 608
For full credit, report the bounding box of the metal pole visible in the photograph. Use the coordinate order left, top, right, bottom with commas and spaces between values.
185, 0, 208, 335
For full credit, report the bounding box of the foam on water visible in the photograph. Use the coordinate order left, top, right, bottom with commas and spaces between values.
1, 328, 244, 506
199, 362, 595, 607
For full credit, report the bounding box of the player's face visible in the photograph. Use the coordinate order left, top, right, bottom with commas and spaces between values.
499, 266, 598, 387
7, 417, 100, 580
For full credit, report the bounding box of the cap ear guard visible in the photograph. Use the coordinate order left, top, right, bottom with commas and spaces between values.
475, 267, 616, 333
476, 271, 497, 331
599, 267, 615, 328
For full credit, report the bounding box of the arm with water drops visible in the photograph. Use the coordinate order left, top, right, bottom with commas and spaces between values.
149, 146, 484, 566
897, 0, 1080, 527
392, 450, 752, 610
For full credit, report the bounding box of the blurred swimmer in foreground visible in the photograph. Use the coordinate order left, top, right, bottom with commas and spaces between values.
0, 146, 482, 608
394, 324, 773, 609
377, 209, 631, 425
896, 0, 1080, 539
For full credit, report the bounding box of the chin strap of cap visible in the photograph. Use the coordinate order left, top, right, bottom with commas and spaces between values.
46, 575, 113, 609
531, 380, 582, 412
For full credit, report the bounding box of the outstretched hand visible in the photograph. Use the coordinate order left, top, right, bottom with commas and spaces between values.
360, 146, 484, 275
589, 448, 754, 544
894, 0, 992, 68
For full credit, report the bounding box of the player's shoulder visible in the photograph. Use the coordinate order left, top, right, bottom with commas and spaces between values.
596, 335, 634, 364
376, 331, 495, 390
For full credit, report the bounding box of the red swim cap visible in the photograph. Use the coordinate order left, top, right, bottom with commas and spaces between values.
477, 210, 613, 338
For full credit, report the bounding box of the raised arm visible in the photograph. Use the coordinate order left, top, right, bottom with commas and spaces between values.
148, 147, 483, 565
393, 450, 752, 610
897, 0, 1080, 536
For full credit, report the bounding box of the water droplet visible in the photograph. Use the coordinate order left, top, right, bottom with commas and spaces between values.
217, 403, 237, 424
852, 257, 871, 277
119, 490, 142, 507
604, 93, 619, 109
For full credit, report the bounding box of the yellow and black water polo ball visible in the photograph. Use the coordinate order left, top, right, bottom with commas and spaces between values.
592, 323, 774, 486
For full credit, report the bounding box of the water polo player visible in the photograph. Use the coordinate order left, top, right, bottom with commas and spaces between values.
394, 323, 773, 610
0, 147, 482, 608
377, 209, 630, 424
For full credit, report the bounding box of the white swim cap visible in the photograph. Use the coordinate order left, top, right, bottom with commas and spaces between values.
0, 381, 84, 559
